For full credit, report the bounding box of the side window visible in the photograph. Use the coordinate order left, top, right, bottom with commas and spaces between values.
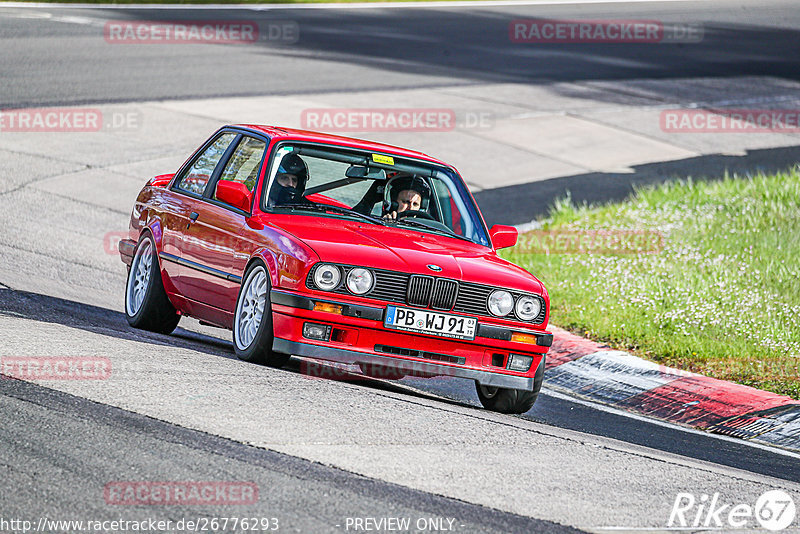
215, 136, 267, 196
176, 133, 237, 196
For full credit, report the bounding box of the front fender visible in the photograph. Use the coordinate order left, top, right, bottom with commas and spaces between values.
248, 247, 281, 289
145, 219, 164, 249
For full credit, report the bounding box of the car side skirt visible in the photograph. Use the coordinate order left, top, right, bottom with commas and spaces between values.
159, 252, 243, 284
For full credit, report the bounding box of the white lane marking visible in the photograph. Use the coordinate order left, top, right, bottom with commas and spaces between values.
542, 386, 800, 460
384, 374, 800, 460
0, 11, 102, 25
0, 0, 701, 10
45, 14, 95, 24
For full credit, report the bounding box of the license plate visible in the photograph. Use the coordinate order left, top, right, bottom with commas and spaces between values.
384, 306, 477, 340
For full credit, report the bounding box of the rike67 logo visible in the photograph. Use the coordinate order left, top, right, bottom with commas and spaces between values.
669, 490, 796, 531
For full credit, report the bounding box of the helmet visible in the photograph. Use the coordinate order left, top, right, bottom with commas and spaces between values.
277, 153, 308, 191
268, 153, 309, 207
390, 175, 431, 201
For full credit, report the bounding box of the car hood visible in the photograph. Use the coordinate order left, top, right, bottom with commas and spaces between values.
266, 216, 544, 295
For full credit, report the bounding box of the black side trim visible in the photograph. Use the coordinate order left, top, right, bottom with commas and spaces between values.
270, 290, 384, 321
477, 324, 512, 341
375, 344, 465, 365
537, 333, 554, 347
477, 324, 552, 347
158, 252, 242, 284
271, 291, 314, 310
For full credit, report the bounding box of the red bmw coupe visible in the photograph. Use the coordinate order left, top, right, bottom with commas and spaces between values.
119, 125, 552, 413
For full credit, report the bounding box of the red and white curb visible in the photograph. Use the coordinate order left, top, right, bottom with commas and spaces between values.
545, 326, 800, 452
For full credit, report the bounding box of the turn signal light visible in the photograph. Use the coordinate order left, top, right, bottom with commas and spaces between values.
313, 302, 343, 314
511, 332, 539, 345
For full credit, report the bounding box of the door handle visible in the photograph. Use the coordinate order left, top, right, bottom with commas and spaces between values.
187, 211, 199, 229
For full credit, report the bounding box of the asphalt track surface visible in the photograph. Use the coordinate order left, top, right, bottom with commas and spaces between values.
1, 289, 799, 532
1, 0, 800, 108
1, 376, 577, 534
2, 1, 800, 532
3, 289, 799, 483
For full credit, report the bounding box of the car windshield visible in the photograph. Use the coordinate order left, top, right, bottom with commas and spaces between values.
263, 143, 490, 247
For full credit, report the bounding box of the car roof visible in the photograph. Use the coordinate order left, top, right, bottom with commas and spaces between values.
233, 124, 450, 167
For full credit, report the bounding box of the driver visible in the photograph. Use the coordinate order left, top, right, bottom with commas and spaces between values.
267, 153, 308, 207
384, 175, 431, 220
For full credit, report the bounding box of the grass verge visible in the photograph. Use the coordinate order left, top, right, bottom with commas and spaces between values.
502, 168, 800, 399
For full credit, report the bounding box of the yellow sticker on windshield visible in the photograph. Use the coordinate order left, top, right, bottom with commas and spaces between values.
372, 154, 394, 166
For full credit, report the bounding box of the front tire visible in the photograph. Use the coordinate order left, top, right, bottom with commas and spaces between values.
124, 234, 180, 335
475, 356, 545, 414
233, 262, 290, 368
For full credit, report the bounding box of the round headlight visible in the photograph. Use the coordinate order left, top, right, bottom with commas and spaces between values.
515, 295, 542, 321
487, 290, 514, 316
313, 264, 341, 291
346, 268, 374, 295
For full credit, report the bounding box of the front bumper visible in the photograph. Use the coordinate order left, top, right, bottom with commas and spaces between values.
119, 238, 135, 266
273, 339, 539, 390
270, 289, 551, 391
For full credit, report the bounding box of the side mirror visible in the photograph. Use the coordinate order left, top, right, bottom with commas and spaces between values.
489, 224, 518, 249
215, 180, 252, 212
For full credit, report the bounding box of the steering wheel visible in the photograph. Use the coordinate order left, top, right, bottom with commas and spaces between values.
396, 209, 435, 221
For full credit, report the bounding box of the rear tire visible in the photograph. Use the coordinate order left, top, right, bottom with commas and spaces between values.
233, 261, 290, 368
475, 356, 545, 414
124, 234, 180, 335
